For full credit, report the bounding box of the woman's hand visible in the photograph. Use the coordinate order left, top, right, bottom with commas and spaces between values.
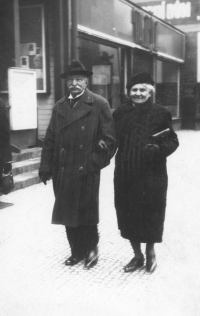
144, 144, 160, 161
145, 144, 160, 154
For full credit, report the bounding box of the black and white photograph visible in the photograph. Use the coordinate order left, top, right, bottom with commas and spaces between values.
0, 0, 200, 315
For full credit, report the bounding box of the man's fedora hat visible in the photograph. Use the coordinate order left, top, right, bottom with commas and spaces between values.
126, 72, 155, 91
60, 59, 93, 78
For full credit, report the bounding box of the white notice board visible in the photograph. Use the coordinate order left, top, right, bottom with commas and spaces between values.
8, 68, 37, 130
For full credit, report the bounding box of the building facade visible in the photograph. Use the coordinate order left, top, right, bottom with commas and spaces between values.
0, 0, 186, 150
135, 0, 200, 129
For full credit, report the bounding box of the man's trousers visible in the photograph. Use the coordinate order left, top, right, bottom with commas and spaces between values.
65, 225, 99, 259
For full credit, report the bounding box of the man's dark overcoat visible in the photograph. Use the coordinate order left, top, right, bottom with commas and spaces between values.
39, 88, 116, 227
113, 99, 179, 242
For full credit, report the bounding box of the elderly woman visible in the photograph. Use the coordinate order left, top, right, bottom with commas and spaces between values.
113, 72, 179, 273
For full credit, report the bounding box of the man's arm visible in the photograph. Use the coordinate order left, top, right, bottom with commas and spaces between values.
39, 106, 56, 179
92, 101, 116, 170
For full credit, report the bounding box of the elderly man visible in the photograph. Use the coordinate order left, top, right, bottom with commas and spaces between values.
39, 60, 116, 269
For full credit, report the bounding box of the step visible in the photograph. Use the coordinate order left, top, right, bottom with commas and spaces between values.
13, 170, 42, 191
12, 147, 42, 162
12, 157, 41, 176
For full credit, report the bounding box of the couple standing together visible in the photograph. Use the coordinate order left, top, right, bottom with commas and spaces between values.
39, 60, 179, 274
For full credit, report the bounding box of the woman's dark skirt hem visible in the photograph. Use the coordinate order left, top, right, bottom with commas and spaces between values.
120, 230, 163, 243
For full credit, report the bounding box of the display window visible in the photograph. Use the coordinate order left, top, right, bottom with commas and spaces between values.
0, 3, 46, 93
156, 59, 179, 117
19, 5, 46, 92
79, 37, 122, 109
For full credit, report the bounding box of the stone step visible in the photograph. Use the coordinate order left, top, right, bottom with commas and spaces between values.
10, 148, 43, 191
13, 170, 42, 191
12, 147, 42, 162
12, 157, 41, 176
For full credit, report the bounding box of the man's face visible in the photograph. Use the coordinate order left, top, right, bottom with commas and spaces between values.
130, 84, 151, 104
66, 74, 88, 96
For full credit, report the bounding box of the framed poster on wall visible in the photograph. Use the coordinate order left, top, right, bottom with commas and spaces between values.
8, 68, 37, 131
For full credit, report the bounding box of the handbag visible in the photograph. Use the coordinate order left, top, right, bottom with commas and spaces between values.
0, 172, 14, 195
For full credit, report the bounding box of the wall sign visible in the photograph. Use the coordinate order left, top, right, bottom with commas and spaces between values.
8, 68, 37, 131
142, 0, 191, 20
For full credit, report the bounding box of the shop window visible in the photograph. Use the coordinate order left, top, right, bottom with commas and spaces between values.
79, 37, 122, 109
19, 5, 46, 92
156, 60, 178, 117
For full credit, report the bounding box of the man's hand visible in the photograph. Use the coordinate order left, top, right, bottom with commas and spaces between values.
39, 172, 51, 185
98, 140, 108, 150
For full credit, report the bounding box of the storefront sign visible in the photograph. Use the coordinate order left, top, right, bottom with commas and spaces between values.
142, 0, 191, 20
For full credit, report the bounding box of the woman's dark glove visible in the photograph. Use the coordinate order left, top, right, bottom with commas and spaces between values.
144, 144, 160, 161
39, 172, 51, 185
3, 162, 12, 174
145, 144, 160, 154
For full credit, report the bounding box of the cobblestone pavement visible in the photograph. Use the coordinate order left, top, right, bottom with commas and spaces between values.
0, 131, 200, 316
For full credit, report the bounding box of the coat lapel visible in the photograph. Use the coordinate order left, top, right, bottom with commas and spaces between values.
58, 89, 93, 129
56, 96, 72, 118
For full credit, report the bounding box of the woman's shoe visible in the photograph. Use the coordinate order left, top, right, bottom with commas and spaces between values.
124, 256, 144, 272
146, 256, 157, 273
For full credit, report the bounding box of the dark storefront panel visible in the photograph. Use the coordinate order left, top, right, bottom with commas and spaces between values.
79, 37, 122, 109
0, 2, 15, 92
156, 60, 178, 117
156, 23, 185, 60
133, 50, 153, 76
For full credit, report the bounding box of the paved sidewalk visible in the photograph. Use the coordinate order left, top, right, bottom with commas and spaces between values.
0, 131, 200, 316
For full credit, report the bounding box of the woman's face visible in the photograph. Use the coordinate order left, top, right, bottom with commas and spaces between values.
130, 84, 151, 104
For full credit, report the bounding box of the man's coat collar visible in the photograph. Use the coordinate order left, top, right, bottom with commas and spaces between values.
57, 88, 94, 127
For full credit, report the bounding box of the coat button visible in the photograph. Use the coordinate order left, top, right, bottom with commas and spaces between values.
81, 126, 85, 130
79, 166, 83, 171
79, 145, 83, 149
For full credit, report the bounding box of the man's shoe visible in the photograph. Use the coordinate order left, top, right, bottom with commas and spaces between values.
124, 256, 144, 272
84, 247, 98, 269
64, 255, 83, 266
146, 256, 157, 273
